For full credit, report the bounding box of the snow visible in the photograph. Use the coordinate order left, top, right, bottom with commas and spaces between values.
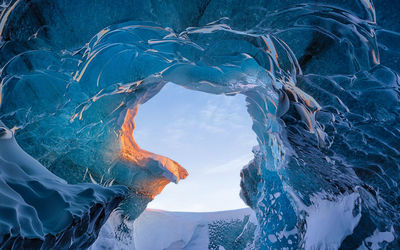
91, 208, 257, 250
358, 226, 395, 250
304, 193, 362, 250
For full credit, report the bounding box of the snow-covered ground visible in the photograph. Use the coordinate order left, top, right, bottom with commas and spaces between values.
91, 208, 257, 250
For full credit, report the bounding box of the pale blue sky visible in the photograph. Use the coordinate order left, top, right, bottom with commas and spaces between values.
134, 83, 257, 212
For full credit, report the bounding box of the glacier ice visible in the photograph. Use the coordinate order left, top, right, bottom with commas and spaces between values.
0, 122, 127, 249
0, 0, 400, 249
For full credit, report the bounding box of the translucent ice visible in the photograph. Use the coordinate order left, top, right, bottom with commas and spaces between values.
0, 122, 127, 249
1, 0, 400, 249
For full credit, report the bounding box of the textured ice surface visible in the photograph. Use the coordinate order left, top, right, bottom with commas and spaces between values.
0, 0, 400, 249
90, 208, 257, 250
0, 122, 127, 249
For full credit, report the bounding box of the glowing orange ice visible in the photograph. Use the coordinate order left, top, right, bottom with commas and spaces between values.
120, 105, 188, 198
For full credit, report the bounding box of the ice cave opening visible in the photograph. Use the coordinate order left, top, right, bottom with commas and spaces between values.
133, 82, 258, 212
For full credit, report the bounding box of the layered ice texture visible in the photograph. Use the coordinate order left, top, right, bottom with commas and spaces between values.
0, 122, 127, 249
0, 0, 400, 249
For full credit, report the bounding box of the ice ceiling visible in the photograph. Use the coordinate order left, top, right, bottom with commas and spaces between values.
1, 0, 400, 249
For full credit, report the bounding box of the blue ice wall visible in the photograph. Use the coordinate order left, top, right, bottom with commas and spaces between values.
0, 123, 127, 249
0, 0, 399, 249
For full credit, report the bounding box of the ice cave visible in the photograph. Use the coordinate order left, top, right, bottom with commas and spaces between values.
0, 0, 400, 249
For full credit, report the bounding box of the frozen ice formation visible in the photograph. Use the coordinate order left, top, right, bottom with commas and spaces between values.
0, 0, 400, 249
0, 122, 127, 249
